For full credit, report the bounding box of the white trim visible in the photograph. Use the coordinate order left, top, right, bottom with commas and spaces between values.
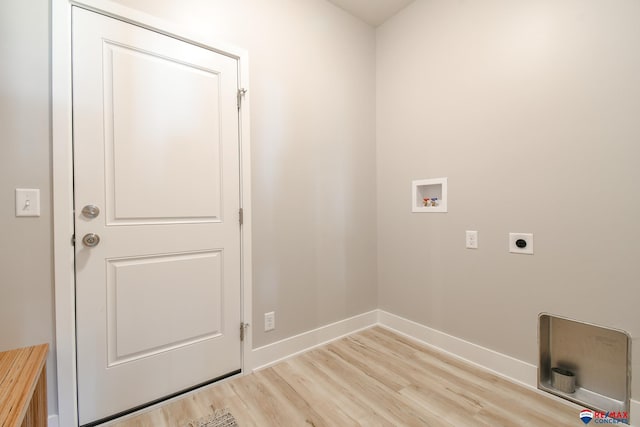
237, 52, 253, 378
52, 1, 77, 426
377, 310, 537, 388
48, 415, 59, 427
250, 310, 379, 371
52, 1, 251, 425
68, 0, 247, 60
631, 399, 639, 426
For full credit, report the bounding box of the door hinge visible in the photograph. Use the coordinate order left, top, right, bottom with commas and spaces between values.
240, 323, 249, 342
71, 234, 76, 246
239, 208, 244, 226
237, 88, 247, 110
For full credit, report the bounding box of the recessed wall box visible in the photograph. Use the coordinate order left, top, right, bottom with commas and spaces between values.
412, 178, 447, 213
539, 314, 630, 418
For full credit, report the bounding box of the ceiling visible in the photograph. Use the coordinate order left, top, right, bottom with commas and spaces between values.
327, 0, 416, 27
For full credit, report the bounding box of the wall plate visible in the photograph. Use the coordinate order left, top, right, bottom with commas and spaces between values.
15, 188, 41, 217
264, 312, 275, 332
465, 230, 478, 249
509, 232, 533, 254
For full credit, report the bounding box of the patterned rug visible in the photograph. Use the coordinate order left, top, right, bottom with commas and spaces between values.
182, 408, 238, 427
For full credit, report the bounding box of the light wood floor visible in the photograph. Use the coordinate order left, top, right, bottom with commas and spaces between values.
107, 327, 579, 427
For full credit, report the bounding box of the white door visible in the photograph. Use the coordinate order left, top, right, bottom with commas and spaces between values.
72, 7, 242, 425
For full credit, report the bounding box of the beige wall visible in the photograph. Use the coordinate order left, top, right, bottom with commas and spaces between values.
377, 0, 640, 399
5, 0, 638, 419
0, 0, 58, 414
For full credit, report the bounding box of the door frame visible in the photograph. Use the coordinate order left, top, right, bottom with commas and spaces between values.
52, 1, 253, 426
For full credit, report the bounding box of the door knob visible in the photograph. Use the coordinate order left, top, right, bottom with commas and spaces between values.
82, 205, 100, 219
82, 233, 100, 247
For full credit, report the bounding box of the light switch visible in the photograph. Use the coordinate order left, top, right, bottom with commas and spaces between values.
15, 189, 40, 217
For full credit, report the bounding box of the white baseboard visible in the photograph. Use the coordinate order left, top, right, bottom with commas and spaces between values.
48, 414, 59, 427
250, 310, 378, 371
249, 309, 636, 426
377, 310, 538, 388
378, 311, 639, 426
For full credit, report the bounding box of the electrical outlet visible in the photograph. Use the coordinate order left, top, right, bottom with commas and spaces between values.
465, 230, 478, 249
264, 312, 275, 332
509, 233, 534, 255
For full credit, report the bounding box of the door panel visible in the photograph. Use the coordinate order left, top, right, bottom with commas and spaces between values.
105, 42, 223, 222
107, 251, 223, 364
73, 7, 241, 425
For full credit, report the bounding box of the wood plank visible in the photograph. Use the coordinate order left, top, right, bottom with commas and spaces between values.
271, 360, 365, 426
366, 327, 578, 425
109, 328, 579, 427
0, 344, 48, 427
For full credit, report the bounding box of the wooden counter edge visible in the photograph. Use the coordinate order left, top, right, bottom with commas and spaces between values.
0, 344, 49, 427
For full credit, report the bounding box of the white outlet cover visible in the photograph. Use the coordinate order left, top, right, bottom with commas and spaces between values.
465, 230, 478, 249
509, 233, 533, 255
264, 311, 275, 332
